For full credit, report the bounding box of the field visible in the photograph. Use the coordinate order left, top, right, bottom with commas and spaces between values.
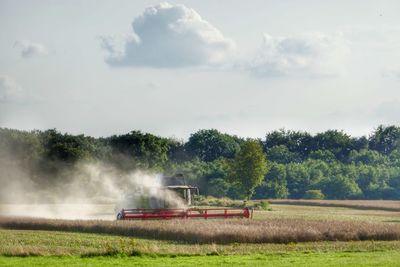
268, 200, 400, 212
1, 216, 400, 244
1, 202, 400, 266
1, 251, 400, 267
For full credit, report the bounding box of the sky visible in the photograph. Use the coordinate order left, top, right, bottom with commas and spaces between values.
0, 0, 399, 139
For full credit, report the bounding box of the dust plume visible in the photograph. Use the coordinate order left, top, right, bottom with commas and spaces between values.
0, 156, 186, 220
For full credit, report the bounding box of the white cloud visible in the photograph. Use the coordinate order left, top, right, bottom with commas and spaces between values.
382, 68, 400, 80
14, 40, 48, 58
248, 32, 350, 77
0, 76, 25, 103
101, 2, 235, 68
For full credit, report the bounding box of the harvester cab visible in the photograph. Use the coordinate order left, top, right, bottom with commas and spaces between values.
158, 173, 199, 207
160, 185, 199, 207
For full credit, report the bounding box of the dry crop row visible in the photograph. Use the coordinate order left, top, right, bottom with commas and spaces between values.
1, 217, 399, 244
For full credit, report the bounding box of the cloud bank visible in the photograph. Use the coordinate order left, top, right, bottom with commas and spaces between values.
100, 3, 351, 79
248, 32, 350, 77
101, 2, 235, 68
14, 40, 48, 58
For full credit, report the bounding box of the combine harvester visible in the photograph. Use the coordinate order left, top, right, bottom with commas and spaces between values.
116, 174, 252, 220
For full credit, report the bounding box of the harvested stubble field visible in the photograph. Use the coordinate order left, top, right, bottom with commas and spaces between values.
257, 204, 400, 224
1, 216, 400, 244
269, 199, 400, 212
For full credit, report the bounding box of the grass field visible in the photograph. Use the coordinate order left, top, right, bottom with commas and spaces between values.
0, 202, 400, 266
1, 251, 400, 267
2, 229, 400, 256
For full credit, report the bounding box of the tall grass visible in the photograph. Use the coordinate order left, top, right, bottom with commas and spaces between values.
1, 216, 399, 244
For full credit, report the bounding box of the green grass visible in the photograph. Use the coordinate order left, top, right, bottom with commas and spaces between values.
1, 251, 400, 267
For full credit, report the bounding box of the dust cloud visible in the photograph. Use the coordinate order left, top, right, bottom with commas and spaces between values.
0, 157, 186, 220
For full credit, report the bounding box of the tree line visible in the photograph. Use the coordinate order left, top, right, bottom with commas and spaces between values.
1, 125, 400, 200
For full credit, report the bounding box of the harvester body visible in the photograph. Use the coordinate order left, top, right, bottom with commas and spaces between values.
116, 174, 252, 220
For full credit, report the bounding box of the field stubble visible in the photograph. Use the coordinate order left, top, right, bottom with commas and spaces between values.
1, 216, 400, 244
260, 204, 400, 224
269, 200, 400, 212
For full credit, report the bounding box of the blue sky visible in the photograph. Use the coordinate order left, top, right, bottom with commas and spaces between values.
0, 0, 399, 138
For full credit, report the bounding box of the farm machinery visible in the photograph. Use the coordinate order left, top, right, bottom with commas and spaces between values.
116, 174, 252, 220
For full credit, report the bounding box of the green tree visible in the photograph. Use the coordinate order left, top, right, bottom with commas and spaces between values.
42, 129, 96, 162
229, 140, 268, 199
186, 129, 242, 162
305, 160, 330, 190
348, 149, 387, 165
285, 163, 310, 198
164, 158, 229, 194
207, 178, 231, 198
369, 125, 400, 155
309, 150, 336, 162
311, 130, 354, 161
166, 138, 189, 162
389, 149, 400, 166
106, 131, 170, 169
388, 174, 400, 199
321, 175, 362, 199
255, 163, 288, 199
267, 145, 301, 163
264, 129, 312, 160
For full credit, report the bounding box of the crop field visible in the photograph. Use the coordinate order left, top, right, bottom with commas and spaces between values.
269, 200, 400, 212
1, 216, 400, 244
1, 202, 400, 266
257, 204, 400, 223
